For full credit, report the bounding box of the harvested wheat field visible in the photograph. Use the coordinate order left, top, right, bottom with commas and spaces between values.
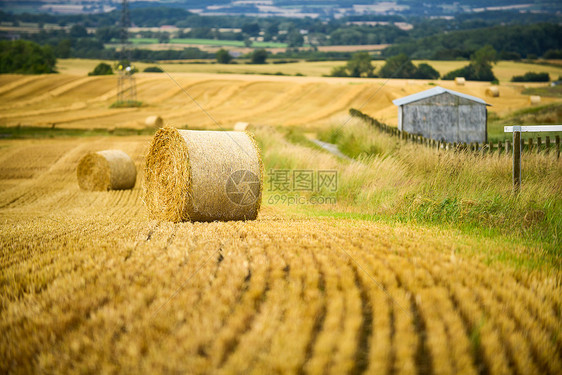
1, 62, 562, 374
1, 135, 561, 374
1, 65, 558, 131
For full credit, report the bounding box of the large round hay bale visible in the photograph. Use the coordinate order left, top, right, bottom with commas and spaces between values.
234, 122, 250, 131
485, 86, 499, 97
144, 127, 262, 222
77, 150, 137, 191
530, 95, 541, 105
455, 77, 466, 86
145, 115, 163, 128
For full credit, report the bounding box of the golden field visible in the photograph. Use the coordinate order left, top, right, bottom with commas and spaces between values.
54, 58, 562, 84
1, 135, 561, 374
1, 60, 561, 374
1, 58, 561, 131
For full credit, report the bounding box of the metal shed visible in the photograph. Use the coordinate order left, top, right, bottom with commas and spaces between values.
393, 86, 490, 143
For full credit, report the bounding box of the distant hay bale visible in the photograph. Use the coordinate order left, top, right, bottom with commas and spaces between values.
485, 86, 499, 97
144, 127, 262, 222
71, 102, 86, 110
455, 77, 466, 86
234, 122, 250, 131
145, 115, 163, 128
530, 95, 541, 105
77, 150, 137, 191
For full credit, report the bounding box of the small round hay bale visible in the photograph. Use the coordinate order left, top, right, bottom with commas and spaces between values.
485, 86, 499, 97
77, 150, 137, 191
455, 77, 466, 86
530, 95, 541, 105
234, 122, 250, 131
145, 115, 164, 128
71, 102, 86, 110
144, 127, 262, 222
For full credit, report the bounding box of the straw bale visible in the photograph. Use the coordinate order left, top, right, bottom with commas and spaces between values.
144, 127, 262, 222
71, 102, 86, 110
455, 77, 466, 86
529, 95, 541, 105
485, 86, 499, 97
77, 150, 137, 191
234, 122, 250, 131
145, 115, 164, 128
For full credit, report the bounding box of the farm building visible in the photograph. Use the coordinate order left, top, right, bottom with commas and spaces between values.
393, 86, 490, 143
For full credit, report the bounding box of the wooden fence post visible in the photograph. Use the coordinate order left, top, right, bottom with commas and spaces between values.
546, 136, 550, 155
556, 135, 560, 159
537, 136, 542, 153
513, 127, 521, 193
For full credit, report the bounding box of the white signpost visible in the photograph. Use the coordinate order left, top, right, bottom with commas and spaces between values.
504, 125, 562, 192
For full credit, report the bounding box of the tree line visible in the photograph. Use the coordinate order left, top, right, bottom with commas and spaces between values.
330, 45, 502, 82
1, 7, 560, 57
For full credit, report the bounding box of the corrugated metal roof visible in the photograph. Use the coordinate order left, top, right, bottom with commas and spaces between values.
392, 86, 490, 106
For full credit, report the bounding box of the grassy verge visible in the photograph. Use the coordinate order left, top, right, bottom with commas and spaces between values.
254, 123, 562, 270
522, 85, 562, 98
488, 102, 562, 141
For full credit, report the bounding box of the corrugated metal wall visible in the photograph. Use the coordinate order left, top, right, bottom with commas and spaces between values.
400, 92, 486, 143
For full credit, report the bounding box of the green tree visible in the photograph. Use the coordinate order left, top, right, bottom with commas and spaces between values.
115, 60, 138, 74
88, 62, 113, 76
55, 39, 72, 58
471, 44, 497, 80
69, 24, 88, 38
216, 48, 232, 64
287, 30, 304, 48
443, 45, 497, 81
346, 52, 374, 78
414, 63, 440, 79
330, 65, 348, 77
511, 72, 550, 82
242, 23, 260, 37
158, 33, 170, 44
0, 40, 56, 74
143, 66, 164, 73
379, 53, 417, 78
96, 26, 119, 43
251, 49, 267, 64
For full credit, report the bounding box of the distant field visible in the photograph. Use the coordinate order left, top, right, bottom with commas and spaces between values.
55, 58, 562, 85
5, 60, 562, 132
55, 58, 347, 78
417, 60, 562, 83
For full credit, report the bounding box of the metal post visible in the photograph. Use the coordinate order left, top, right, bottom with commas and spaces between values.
513, 126, 521, 193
